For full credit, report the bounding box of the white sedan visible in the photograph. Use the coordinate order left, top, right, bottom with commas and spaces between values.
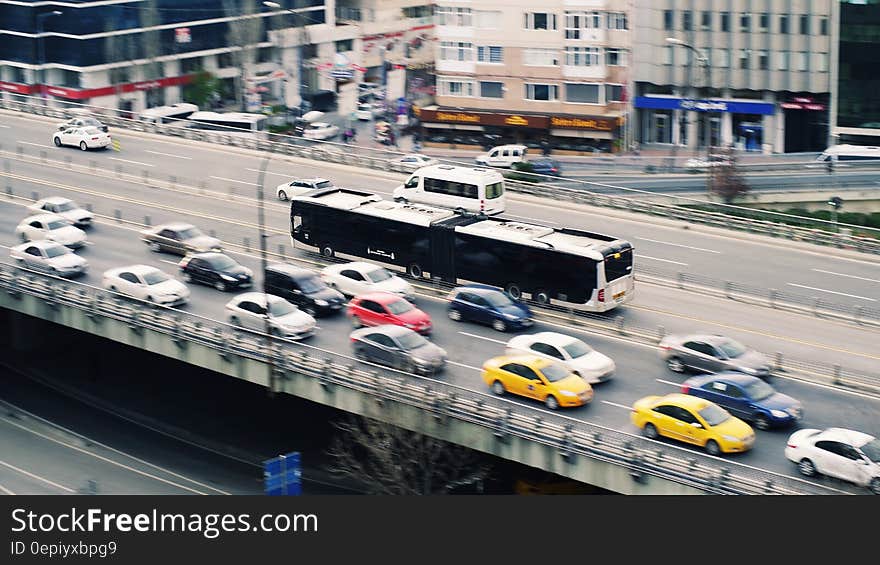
27, 196, 93, 228
10, 240, 88, 277
321, 262, 414, 301
355, 103, 383, 121
225, 292, 317, 339
15, 214, 87, 248
53, 126, 111, 151
505, 332, 615, 384
276, 177, 334, 201
302, 122, 340, 141
389, 154, 439, 172
102, 264, 190, 307
785, 427, 880, 494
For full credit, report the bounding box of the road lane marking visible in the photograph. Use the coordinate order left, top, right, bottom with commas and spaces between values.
109, 157, 155, 167
636, 254, 688, 266
210, 175, 258, 186
637, 237, 721, 254
18, 141, 52, 148
245, 168, 295, 177
0, 459, 75, 493
0, 124, 11, 129
601, 400, 632, 411
656, 378, 681, 387
0, 483, 14, 495
159, 259, 180, 266
458, 331, 506, 345
812, 269, 880, 284
786, 283, 876, 302
447, 360, 481, 371
505, 214, 559, 225
145, 150, 192, 160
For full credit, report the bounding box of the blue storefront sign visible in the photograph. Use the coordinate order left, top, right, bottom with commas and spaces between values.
635, 96, 775, 115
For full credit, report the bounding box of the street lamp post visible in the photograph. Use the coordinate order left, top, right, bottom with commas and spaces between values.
35, 10, 63, 104
263, 1, 308, 115
667, 37, 713, 192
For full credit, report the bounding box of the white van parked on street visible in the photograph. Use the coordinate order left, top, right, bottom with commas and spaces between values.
475, 144, 528, 168
393, 164, 506, 215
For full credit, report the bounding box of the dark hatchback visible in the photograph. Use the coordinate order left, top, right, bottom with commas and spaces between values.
529, 158, 563, 177
681, 372, 803, 430
264, 263, 346, 317
447, 284, 533, 333
178, 252, 252, 292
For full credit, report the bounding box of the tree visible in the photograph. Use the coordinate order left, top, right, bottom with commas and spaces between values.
325, 415, 491, 495
709, 146, 750, 204
183, 71, 221, 109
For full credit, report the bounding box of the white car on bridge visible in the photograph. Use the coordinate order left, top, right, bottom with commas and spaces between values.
785, 427, 880, 494
320, 261, 414, 301
505, 332, 615, 384
275, 177, 334, 201
14, 213, 87, 248
53, 125, 111, 151
27, 196, 93, 228
102, 264, 190, 307
9, 240, 88, 277
225, 292, 317, 339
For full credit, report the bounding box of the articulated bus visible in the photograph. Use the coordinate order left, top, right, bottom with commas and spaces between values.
290, 188, 634, 312
185, 111, 268, 138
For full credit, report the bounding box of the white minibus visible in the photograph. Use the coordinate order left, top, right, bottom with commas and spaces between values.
137, 103, 200, 125
393, 164, 506, 215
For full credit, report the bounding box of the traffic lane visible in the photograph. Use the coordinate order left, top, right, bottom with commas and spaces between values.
561, 170, 880, 191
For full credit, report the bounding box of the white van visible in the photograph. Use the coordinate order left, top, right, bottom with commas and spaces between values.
393, 164, 506, 215
137, 103, 200, 125
813, 144, 880, 164
475, 144, 528, 168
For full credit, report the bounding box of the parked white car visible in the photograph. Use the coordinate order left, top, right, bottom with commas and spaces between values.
102, 264, 190, 307
27, 197, 93, 228
53, 126, 111, 150
225, 292, 317, 339
355, 102, 383, 121
276, 177, 334, 201
785, 427, 880, 494
14, 214, 87, 248
321, 262, 414, 301
505, 332, 615, 384
302, 122, 340, 141
10, 240, 88, 277
389, 154, 439, 172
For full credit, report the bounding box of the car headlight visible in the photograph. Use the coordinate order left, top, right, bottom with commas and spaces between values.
559, 390, 578, 397
770, 409, 789, 418
220, 274, 237, 282
243, 268, 253, 276
503, 313, 519, 320
314, 299, 328, 307
722, 435, 742, 443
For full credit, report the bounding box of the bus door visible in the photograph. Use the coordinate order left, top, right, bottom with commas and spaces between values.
430, 224, 457, 283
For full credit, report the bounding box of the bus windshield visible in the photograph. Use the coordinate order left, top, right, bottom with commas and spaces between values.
603, 248, 633, 282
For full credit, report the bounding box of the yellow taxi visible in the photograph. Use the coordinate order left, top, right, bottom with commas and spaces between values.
631, 393, 755, 455
482, 354, 593, 409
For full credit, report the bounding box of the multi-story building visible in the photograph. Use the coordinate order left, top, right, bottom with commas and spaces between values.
422, 1, 631, 152
632, 1, 833, 153
830, 0, 880, 146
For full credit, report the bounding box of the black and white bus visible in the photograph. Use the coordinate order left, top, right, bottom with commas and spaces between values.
290, 188, 634, 312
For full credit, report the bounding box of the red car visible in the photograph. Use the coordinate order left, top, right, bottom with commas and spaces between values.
347, 292, 432, 335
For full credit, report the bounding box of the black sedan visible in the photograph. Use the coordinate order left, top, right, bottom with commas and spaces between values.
178, 252, 253, 292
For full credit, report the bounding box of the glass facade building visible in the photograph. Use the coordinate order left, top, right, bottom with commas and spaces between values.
835, 0, 880, 142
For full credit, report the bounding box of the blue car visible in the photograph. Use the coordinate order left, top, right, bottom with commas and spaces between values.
447, 284, 533, 332
681, 372, 803, 430
530, 158, 562, 177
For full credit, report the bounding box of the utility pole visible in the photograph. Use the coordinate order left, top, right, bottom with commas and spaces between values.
667, 37, 713, 191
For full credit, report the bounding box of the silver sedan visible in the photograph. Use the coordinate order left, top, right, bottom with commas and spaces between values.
9, 240, 88, 277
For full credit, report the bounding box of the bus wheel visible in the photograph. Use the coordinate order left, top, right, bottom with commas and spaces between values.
505, 283, 522, 300
393, 196, 405, 203
320, 245, 334, 258
534, 290, 550, 304
408, 263, 423, 278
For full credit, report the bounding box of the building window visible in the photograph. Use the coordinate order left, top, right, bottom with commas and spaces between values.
777, 51, 789, 70
740, 13, 750, 32
758, 50, 768, 70
476, 46, 503, 64
523, 48, 559, 66
796, 52, 808, 71
480, 81, 504, 98
720, 12, 730, 32
663, 45, 673, 65
334, 40, 352, 53
605, 84, 624, 102
524, 83, 559, 101
779, 14, 789, 34
759, 13, 769, 31
815, 53, 828, 72
60, 69, 80, 88
565, 83, 599, 104
605, 48, 627, 66
701, 11, 711, 30
438, 77, 474, 96
403, 5, 432, 19
564, 46, 600, 66
800, 15, 810, 34
682, 11, 692, 31
564, 11, 600, 38
820, 17, 828, 36
217, 52, 234, 68
439, 41, 473, 61
739, 49, 750, 69
717, 48, 730, 68
180, 57, 202, 74
663, 10, 673, 31
524, 12, 557, 31
474, 10, 500, 29
607, 12, 627, 30
436, 6, 472, 26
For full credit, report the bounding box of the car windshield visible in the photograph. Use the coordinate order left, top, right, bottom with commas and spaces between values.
54, 201, 75, 212
177, 227, 202, 239
386, 299, 414, 315
298, 276, 325, 293
860, 439, 880, 463
397, 331, 428, 350
562, 339, 592, 358
365, 268, 392, 283
268, 300, 296, 317
540, 362, 571, 383
717, 338, 748, 358
44, 244, 69, 258
208, 255, 238, 270
143, 270, 170, 285
483, 291, 513, 308
46, 220, 68, 230
698, 404, 731, 427
314, 180, 333, 189
743, 379, 775, 401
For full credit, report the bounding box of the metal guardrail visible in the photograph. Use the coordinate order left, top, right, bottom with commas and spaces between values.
0, 262, 853, 495
2, 96, 879, 253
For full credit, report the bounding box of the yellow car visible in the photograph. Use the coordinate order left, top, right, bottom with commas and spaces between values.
630, 393, 755, 455
482, 354, 593, 409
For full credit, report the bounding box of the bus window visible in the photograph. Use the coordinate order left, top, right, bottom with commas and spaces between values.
485, 182, 504, 199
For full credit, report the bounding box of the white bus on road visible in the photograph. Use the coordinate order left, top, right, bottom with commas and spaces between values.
137, 103, 199, 125
814, 144, 880, 164
393, 164, 506, 215
185, 111, 268, 138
